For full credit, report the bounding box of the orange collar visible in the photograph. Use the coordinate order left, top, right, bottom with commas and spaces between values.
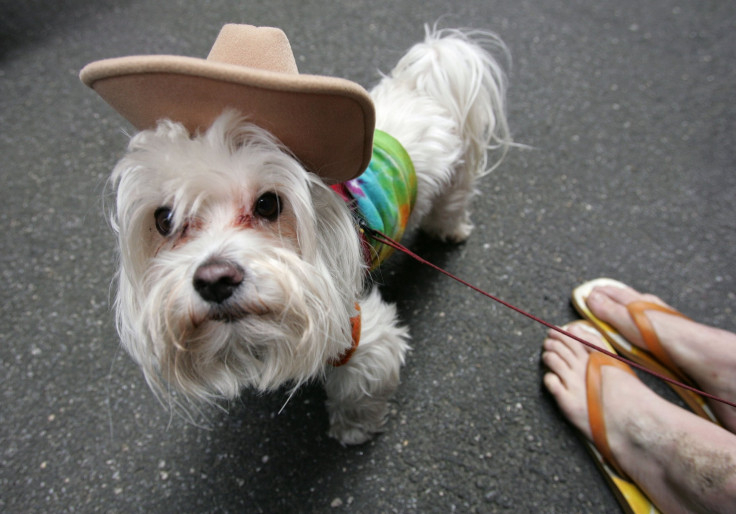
329, 303, 361, 367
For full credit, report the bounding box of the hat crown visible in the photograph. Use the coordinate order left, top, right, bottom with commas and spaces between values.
206, 24, 299, 74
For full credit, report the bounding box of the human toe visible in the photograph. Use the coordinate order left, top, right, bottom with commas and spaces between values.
542, 349, 594, 440
550, 321, 609, 355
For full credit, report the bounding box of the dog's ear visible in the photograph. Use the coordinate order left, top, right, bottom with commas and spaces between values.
108, 121, 192, 281
308, 177, 365, 299
110, 172, 161, 288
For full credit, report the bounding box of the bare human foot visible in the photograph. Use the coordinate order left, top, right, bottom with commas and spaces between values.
542, 322, 736, 513
585, 283, 736, 432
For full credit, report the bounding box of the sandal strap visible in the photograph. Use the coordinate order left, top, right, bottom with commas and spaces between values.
627, 301, 689, 380
587, 352, 634, 477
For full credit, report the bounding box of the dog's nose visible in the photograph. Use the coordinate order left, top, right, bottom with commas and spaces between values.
193, 259, 245, 304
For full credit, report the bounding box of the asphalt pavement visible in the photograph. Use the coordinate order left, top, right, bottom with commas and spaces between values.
2, 0, 735, 512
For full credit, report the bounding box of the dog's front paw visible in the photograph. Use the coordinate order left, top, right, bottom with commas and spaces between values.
327, 421, 377, 446
326, 397, 389, 446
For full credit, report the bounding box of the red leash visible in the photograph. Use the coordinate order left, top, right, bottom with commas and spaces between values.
363, 224, 736, 410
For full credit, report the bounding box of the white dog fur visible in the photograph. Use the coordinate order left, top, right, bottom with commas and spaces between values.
110, 27, 512, 445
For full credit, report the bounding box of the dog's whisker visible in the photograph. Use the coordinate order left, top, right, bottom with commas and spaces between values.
278, 387, 298, 416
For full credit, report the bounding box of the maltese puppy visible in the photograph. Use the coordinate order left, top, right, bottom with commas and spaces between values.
84, 25, 511, 445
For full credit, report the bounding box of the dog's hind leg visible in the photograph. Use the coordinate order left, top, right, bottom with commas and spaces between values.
373, 27, 513, 242
418, 28, 513, 242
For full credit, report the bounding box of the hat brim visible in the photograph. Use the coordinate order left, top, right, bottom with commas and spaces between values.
80, 55, 375, 183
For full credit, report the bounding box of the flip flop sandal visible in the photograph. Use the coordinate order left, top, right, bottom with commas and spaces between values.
572, 278, 721, 425
584, 342, 660, 514
554, 321, 658, 514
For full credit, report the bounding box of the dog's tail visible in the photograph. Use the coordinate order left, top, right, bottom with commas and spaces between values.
380, 26, 513, 176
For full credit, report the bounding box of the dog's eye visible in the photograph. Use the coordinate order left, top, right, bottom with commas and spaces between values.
154, 207, 174, 236
254, 192, 282, 221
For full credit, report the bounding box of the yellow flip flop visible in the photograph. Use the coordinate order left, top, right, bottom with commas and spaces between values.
572, 278, 720, 425
554, 321, 659, 514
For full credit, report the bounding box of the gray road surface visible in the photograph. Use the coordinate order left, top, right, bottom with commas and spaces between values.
2, 0, 735, 512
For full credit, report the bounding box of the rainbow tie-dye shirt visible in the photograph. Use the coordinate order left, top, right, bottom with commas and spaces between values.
332, 130, 417, 270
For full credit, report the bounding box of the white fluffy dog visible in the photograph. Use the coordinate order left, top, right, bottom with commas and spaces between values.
85, 26, 511, 445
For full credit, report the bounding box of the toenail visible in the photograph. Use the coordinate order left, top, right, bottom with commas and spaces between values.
562, 323, 598, 337
587, 290, 607, 308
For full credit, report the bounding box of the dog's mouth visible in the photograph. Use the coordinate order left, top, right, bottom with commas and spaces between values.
208, 308, 247, 323
189, 305, 246, 327
193, 303, 270, 326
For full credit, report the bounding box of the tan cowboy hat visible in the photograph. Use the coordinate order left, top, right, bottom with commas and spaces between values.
80, 24, 376, 183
